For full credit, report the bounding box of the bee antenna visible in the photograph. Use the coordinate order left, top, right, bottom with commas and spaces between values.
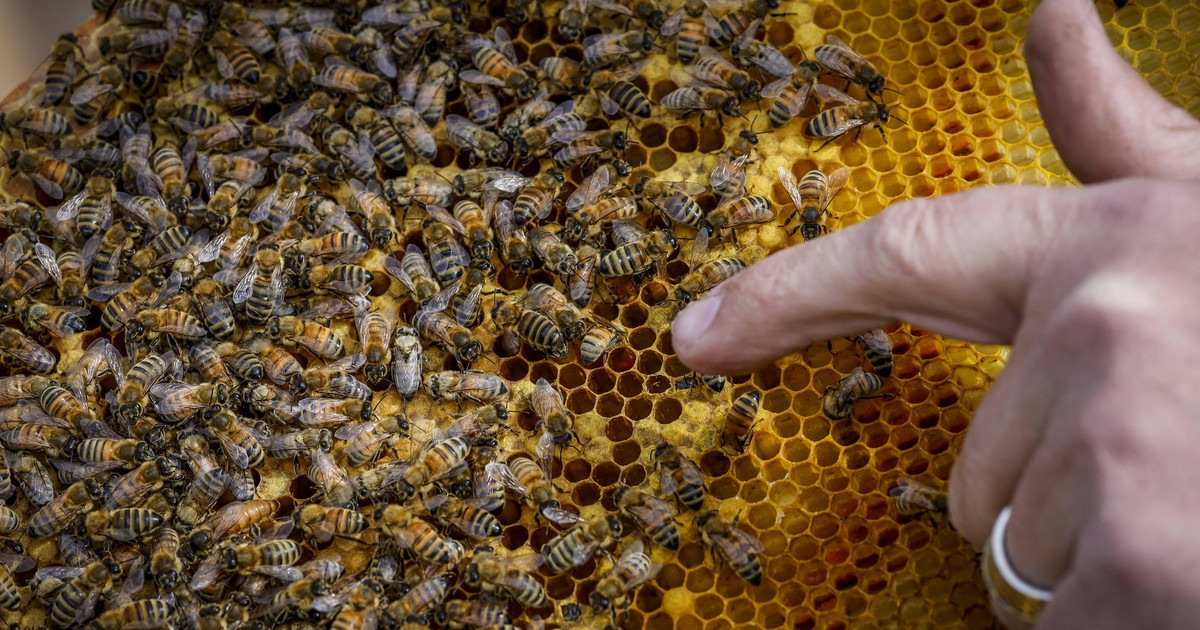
883, 86, 903, 96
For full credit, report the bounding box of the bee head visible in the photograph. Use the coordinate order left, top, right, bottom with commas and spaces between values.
869, 75, 886, 96
364, 363, 387, 384
590, 592, 610, 612
155, 569, 178, 591
800, 224, 824, 241
287, 373, 308, 396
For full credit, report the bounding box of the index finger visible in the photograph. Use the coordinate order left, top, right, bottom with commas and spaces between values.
670, 186, 1076, 375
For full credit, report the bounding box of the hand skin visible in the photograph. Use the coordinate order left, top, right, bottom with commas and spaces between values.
670, 0, 1200, 628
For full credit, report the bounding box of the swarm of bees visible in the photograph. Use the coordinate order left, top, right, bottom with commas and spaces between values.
0, 0, 948, 628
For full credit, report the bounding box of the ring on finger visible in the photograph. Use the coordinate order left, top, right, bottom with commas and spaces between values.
982, 506, 1054, 623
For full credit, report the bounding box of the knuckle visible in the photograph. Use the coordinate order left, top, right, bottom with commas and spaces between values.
1083, 518, 1164, 596
866, 200, 941, 286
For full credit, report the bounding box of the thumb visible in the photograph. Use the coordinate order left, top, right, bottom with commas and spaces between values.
671, 187, 1078, 375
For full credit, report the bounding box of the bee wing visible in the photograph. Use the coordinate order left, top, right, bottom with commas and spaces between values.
54, 190, 87, 222
383, 255, 417, 294
459, 69, 507, 88
494, 26, 518, 64
752, 45, 794, 79
565, 167, 610, 212
333, 420, 378, 441
454, 283, 483, 327
813, 83, 859, 107
232, 259, 260, 303
823, 167, 850, 208
535, 430, 557, 481
776, 166, 805, 209
32, 243, 61, 285
733, 18, 763, 52
484, 461, 524, 493
255, 565, 303, 582
214, 431, 250, 469
195, 229, 230, 264
611, 220, 648, 247
190, 551, 224, 590
425, 204, 467, 235
759, 75, 790, 99
249, 182, 282, 224
28, 172, 63, 200
820, 34, 864, 74
69, 75, 112, 106
37, 564, 85, 580
731, 525, 765, 553
783, 83, 814, 116
326, 352, 367, 373
150, 271, 184, 309
74, 589, 103, 624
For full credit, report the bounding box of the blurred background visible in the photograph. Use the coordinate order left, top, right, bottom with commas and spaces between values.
0, 1, 94, 97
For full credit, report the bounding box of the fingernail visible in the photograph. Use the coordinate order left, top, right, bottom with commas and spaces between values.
672, 295, 723, 346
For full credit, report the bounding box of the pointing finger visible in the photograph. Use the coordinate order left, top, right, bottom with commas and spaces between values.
1027, 0, 1200, 182
670, 186, 1079, 375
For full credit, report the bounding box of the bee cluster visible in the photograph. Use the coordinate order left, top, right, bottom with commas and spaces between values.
0, 0, 1055, 627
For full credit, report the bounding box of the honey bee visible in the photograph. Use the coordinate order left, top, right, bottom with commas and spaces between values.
672, 254, 746, 306
326, 579, 385, 630
379, 325, 422, 403
36, 33, 82, 106
0, 326, 55, 374
697, 510, 764, 584
599, 221, 677, 280
163, 8, 206, 78
437, 599, 510, 628
707, 0, 779, 48
348, 178, 398, 251
276, 27, 314, 86
710, 128, 760, 199
220, 539, 303, 581
347, 104, 408, 172
264, 578, 329, 620
297, 503, 370, 544
814, 33, 892, 99
763, 56, 820, 128
807, 84, 901, 149
322, 123, 379, 182
149, 380, 228, 419
722, 390, 762, 454
635, 177, 707, 232
542, 514, 622, 574
78, 507, 165, 545
267, 427, 333, 460
30, 479, 101, 538
538, 55, 584, 93
376, 504, 466, 565
76, 437, 151, 467
591, 539, 661, 618
16, 299, 86, 339
660, 0, 710, 63
445, 114, 508, 164
6, 149, 85, 200
660, 86, 741, 120
615, 486, 680, 550
855, 329, 894, 377
528, 226, 577, 278
47, 559, 117, 629
376, 105, 437, 162
267, 316, 345, 360
206, 408, 267, 469
150, 140, 194, 216
186, 279, 235, 342
464, 546, 546, 608
582, 30, 655, 68
330, 413, 407, 466
821, 366, 887, 421
464, 27, 534, 97
421, 219, 470, 287
0, 104, 73, 141
218, 339, 269, 380
706, 194, 773, 238
533, 377, 578, 457
462, 81, 502, 130
489, 299, 565, 359
511, 171, 563, 228
778, 165, 848, 241
127, 307, 208, 342
92, 271, 181, 332
90, 599, 175, 630
425, 371, 509, 404
579, 318, 625, 364
314, 61, 394, 104
187, 499, 281, 552
106, 457, 181, 510
383, 175, 454, 208
146, 525, 183, 591
70, 65, 126, 126
688, 46, 761, 99
176, 467, 229, 527
889, 477, 948, 517
232, 246, 285, 325
309, 446, 354, 507
491, 455, 579, 524
654, 443, 706, 510
431, 493, 504, 540
207, 30, 262, 85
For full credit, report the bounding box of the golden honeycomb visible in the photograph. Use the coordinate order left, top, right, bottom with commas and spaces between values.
0, 0, 1191, 629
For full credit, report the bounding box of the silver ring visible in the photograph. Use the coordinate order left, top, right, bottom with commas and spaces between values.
982, 506, 1053, 623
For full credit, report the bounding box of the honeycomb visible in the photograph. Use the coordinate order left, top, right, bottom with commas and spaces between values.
0, 0, 1189, 629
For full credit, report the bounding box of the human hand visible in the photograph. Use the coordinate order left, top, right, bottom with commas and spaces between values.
670, 0, 1200, 628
